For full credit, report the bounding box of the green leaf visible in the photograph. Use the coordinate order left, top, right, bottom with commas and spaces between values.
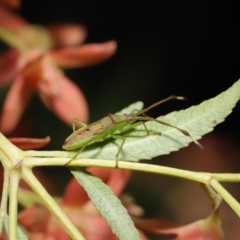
3, 215, 29, 240
77, 80, 240, 161
115, 101, 143, 115
70, 168, 140, 240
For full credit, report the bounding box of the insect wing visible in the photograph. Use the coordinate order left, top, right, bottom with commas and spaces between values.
62, 127, 94, 150
90, 115, 119, 135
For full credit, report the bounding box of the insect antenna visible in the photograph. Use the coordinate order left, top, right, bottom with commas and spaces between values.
135, 95, 185, 116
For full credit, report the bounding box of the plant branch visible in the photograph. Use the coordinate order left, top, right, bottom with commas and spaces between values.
9, 170, 20, 240
21, 167, 85, 240
209, 178, 240, 217
0, 170, 10, 218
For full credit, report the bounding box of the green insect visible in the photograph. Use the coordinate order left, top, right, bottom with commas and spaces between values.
62, 95, 201, 166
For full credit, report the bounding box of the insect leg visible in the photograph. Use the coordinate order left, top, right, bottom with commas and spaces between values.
111, 135, 126, 168
112, 121, 160, 168
112, 121, 163, 167
136, 115, 203, 149
141, 121, 161, 136
72, 119, 87, 132
64, 142, 89, 166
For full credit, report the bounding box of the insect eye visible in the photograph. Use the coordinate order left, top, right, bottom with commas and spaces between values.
86, 128, 90, 132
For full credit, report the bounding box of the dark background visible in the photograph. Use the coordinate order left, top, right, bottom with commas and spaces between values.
19, 0, 240, 128
6, 1, 240, 239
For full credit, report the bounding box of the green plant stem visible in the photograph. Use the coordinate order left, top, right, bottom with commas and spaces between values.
21, 167, 85, 240
200, 184, 222, 210
210, 178, 240, 217
211, 173, 240, 182
0, 170, 9, 218
24, 155, 240, 182
22, 157, 231, 183
24, 156, 240, 183
23, 157, 115, 167
25, 150, 76, 158
23, 157, 240, 216
9, 170, 20, 240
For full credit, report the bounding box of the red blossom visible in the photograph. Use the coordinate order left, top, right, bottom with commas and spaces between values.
134, 208, 224, 240
0, 0, 20, 8
9, 136, 50, 149
46, 24, 87, 48
0, 6, 117, 134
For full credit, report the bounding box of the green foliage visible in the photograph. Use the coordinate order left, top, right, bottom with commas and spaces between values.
70, 167, 140, 240
74, 80, 240, 162
115, 101, 143, 115
0, 80, 240, 239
